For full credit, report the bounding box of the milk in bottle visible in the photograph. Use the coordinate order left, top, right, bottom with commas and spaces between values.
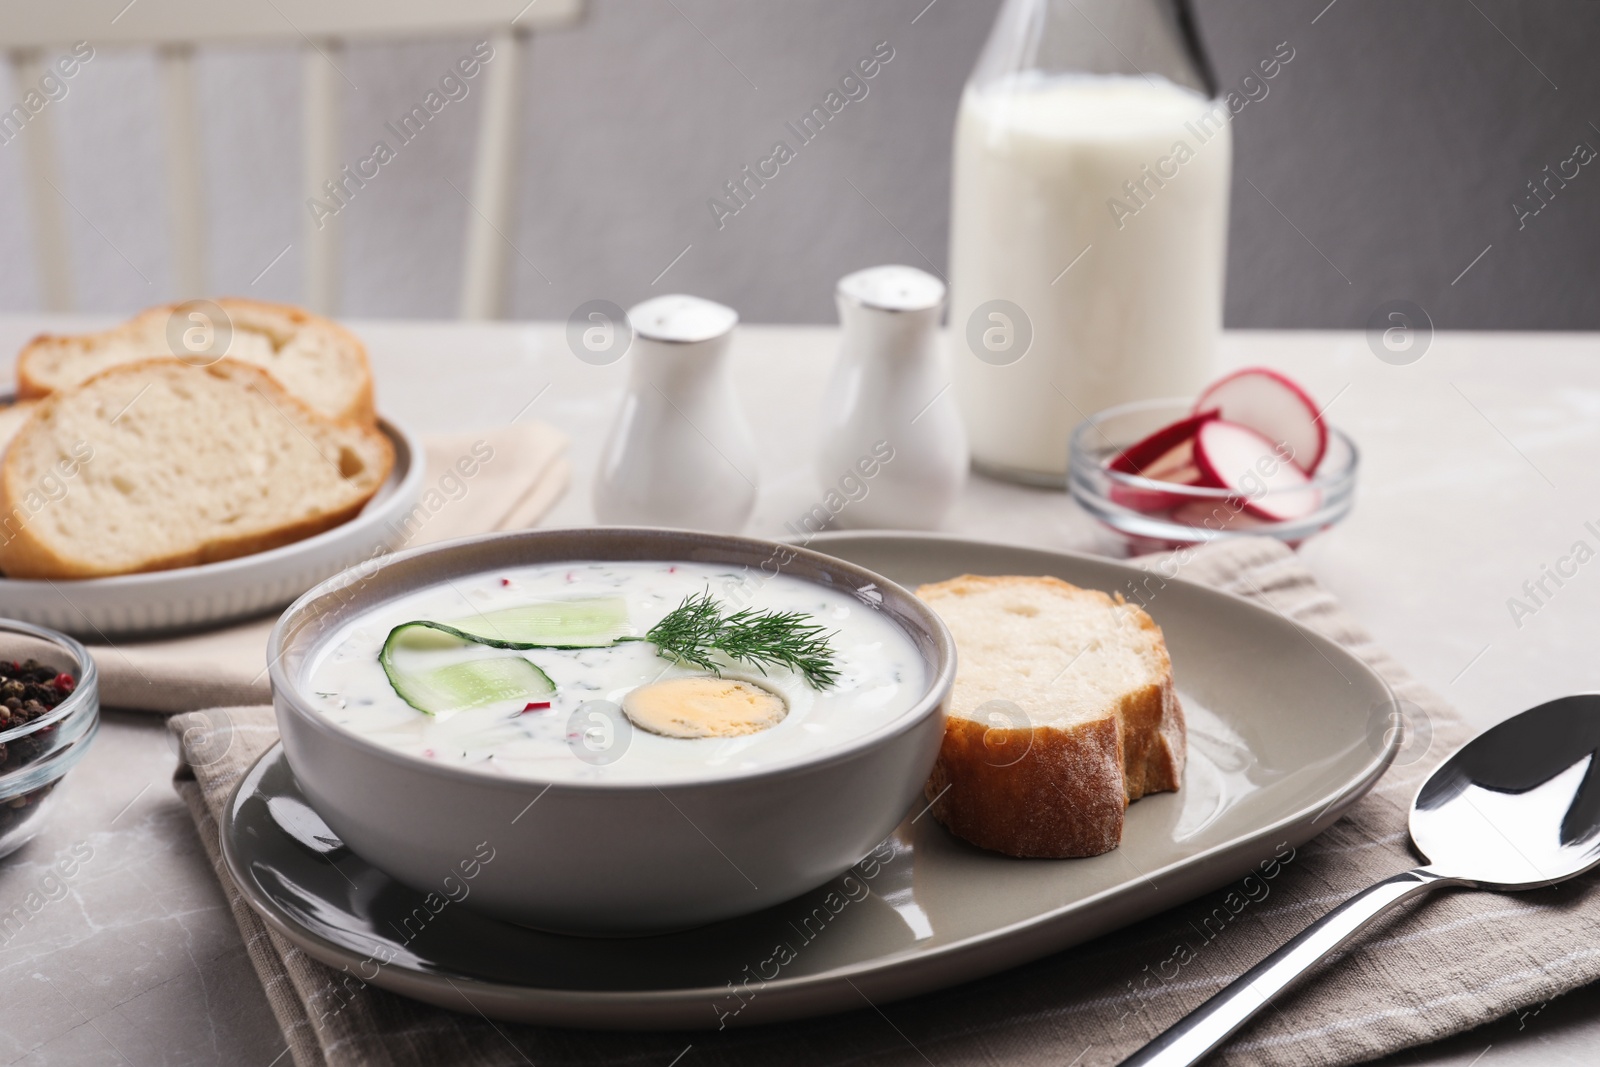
949, 0, 1232, 484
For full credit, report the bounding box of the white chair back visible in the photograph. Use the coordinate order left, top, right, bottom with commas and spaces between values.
0, 0, 583, 318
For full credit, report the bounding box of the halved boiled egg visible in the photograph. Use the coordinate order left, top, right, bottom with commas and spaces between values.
622, 677, 787, 738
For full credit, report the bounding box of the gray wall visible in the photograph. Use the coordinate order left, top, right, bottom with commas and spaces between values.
1, 0, 1596, 328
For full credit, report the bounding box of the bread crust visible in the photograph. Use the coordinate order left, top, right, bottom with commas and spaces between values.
0, 359, 393, 580
15, 341, 60, 402
0, 399, 38, 457
16, 297, 375, 425
928, 715, 1129, 858
918, 574, 1186, 859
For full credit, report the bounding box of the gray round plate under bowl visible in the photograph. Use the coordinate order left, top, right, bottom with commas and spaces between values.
222, 532, 1398, 1030
0, 411, 424, 638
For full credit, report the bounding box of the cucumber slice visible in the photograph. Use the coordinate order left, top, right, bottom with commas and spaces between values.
416, 597, 634, 650
447, 598, 634, 648
380, 622, 556, 716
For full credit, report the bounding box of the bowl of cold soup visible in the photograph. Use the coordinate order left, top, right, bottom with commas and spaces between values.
267, 527, 954, 935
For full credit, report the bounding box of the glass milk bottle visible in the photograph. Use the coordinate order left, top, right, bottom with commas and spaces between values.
949, 0, 1231, 485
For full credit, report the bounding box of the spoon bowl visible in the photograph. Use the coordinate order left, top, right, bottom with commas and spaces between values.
1412, 694, 1600, 889
1125, 694, 1600, 1066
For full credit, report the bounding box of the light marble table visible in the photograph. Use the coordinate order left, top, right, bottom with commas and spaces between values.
0, 317, 1596, 1066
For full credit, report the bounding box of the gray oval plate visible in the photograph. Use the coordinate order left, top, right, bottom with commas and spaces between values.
222, 532, 1397, 1030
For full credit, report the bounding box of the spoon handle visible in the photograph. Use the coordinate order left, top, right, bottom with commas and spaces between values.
1120, 867, 1467, 1066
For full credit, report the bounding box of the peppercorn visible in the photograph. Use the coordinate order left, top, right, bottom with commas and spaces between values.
0, 661, 76, 778
0, 655, 75, 840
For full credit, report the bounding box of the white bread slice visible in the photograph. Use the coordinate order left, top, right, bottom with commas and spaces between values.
0, 399, 38, 455
918, 575, 1185, 858
0, 359, 393, 579
16, 298, 375, 425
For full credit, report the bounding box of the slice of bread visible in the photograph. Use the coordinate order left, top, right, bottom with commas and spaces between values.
0, 359, 393, 579
0, 399, 38, 456
16, 298, 375, 425
918, 575, 1185, 858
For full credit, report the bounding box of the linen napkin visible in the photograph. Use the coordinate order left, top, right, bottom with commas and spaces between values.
169, 537, 1599, 1067
92, 424, 569, 714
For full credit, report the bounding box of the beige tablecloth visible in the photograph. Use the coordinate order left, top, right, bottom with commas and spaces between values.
93, 423, 569, 714
168, 537, 1600, 1067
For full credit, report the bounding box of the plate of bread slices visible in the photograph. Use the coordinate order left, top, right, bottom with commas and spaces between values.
0, 298, 423, 637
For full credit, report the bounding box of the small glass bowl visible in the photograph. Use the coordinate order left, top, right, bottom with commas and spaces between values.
1069, 398, 1358, 550
0, 620, 100, 859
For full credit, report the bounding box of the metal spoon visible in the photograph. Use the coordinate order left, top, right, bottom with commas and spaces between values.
1123, 694, 1600, 1067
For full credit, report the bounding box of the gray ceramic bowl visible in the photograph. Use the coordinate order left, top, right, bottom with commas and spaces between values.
267, 527, 954, 936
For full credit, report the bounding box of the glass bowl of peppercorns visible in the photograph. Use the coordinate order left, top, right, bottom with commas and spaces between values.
0, 620, 99, 859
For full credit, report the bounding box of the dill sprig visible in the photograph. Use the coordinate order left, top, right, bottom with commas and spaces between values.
646, 591, 841, 690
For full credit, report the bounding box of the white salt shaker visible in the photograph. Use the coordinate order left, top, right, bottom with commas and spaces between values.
815, 266, 968, 530
594, 294, 758, 532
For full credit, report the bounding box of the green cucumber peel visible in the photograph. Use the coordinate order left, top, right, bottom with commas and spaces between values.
376, 597, 632, 716
425, 597, 635, 650
379, 624, 555, 717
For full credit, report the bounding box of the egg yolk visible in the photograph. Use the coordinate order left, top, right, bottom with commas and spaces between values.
622, 677, 788, 738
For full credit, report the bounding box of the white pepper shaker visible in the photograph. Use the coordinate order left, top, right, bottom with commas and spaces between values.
593, 294, 758, 532
815, 266, 968, 530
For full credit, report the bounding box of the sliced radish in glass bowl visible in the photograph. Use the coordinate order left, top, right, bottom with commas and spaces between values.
1069, 394, 1357, 551
1194, 366, 1327, 473
1105, 409, 1217, 512
1191, 419, 1322, 522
